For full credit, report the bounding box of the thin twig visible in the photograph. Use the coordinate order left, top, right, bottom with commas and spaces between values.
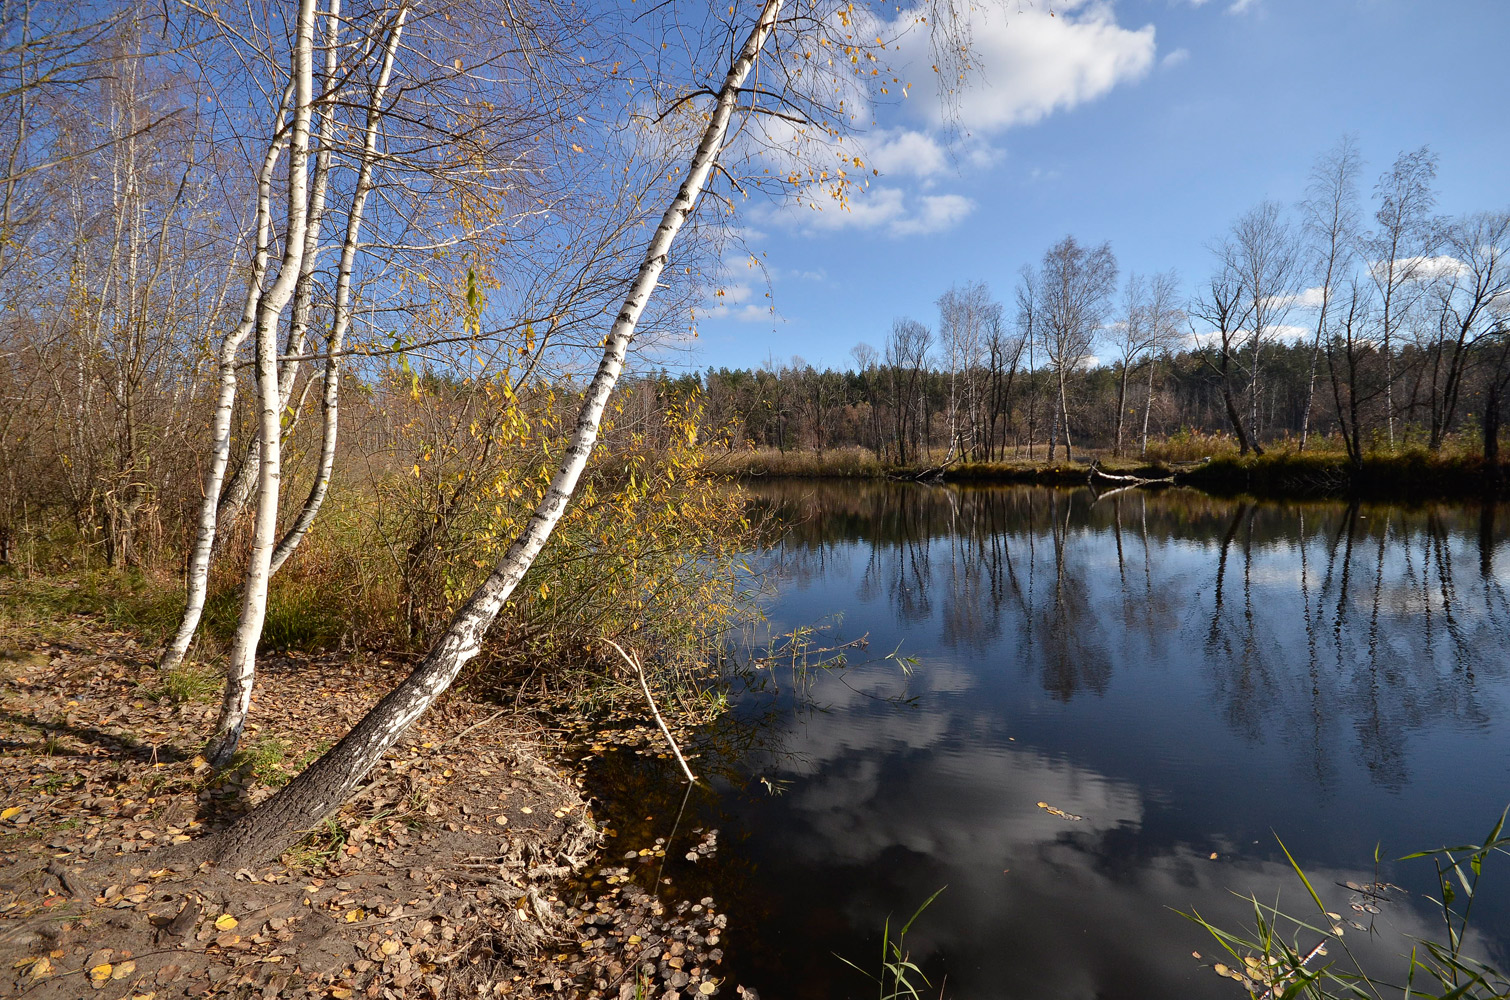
604, 640, 696, 784
437, 708, 509, 749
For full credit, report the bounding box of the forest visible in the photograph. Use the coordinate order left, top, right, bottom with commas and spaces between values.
1, 0, 1507, 998
684, 146, 1509, 470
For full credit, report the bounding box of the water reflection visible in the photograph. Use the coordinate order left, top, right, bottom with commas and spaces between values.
752, 484, 1510, 785
587, 483, 1510, 1000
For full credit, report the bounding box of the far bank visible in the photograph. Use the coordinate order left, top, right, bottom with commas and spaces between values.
716, 446, 1510, 502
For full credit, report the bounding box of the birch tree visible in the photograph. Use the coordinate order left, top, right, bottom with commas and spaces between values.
937, 281, 998, 460
202, 0, 321, 766
1367, 146, 1439, 449
1139, 270, 1182, 456
1298, 135, 1362, 451
206, 0, 791, 866
1111, 273, 1150, 457
1227, 201, 1299, 449
1036, 235, 1116, 463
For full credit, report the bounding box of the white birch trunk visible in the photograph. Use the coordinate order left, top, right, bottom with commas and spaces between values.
212, 4, 342, 556
271, 6, 406, 575
1139, 359, 1154, 457
210, 0, 786, 865
157, 86, 294, 673
205, 0, 320, 766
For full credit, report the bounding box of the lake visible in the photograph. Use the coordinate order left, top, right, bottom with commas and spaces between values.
585, 480, 1510, 999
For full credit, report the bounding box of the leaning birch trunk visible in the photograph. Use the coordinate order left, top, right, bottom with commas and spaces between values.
157, 87, 295, 673
207, 0, 786, 866
270, 7, 406, 575
204, 0, 319, 767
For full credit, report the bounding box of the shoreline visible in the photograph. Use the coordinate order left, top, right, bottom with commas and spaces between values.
0, 585, 733, 1000
718, 450, 1509, 502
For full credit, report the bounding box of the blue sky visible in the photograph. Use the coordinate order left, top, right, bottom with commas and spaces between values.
667, 0, 1510, 372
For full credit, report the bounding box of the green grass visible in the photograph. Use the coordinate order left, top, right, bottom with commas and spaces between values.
233, 735, 330, 788
143, 662, 219, 704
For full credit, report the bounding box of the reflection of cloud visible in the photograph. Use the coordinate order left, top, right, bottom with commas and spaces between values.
756, 679, 1491, 998
729, 482, 1510, 996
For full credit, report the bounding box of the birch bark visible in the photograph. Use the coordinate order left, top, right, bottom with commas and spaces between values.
157, 86, 294, 673
204, 0, 319, 766
271, 6, 406, 574
210, 0, 787, 865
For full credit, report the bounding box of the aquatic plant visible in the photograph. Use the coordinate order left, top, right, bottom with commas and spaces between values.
1183, 809, 1510, 999
836, 886, 946, 1000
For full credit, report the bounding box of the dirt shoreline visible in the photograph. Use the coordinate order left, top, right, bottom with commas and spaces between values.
0, 598, 735, 999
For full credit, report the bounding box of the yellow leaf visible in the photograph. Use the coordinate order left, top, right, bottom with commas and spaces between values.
345, 909, 364, 923
214, 914, 238, 931
0, 806, 21, 821
112, 960, 136, 979
28, 957, 51, 979
91, 963, 113, 982
379, 939, 401, 956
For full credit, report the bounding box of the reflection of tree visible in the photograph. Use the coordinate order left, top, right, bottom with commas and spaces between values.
745, 481, 1508, 783
1036, 491, 1107, 700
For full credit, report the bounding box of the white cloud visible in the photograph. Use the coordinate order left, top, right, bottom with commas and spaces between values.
864, 128, 949, 180
891, 193, 975, 236
1227, 0, 1260, 13
1366, 254, 1471, 284
1161, 47, 1190, 69
1290, 285, 1327, 309
782, 267, 828, 282
893, 0, 1158, 133
774, 184, 974, 238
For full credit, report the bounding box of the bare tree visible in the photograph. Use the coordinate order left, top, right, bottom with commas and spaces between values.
1111, 273, 1151, 457
1139, 270, 1183, 456
1014, 265, 1038, 459
1193, 258, 1258, 454
1422, 212, 1510, 450
1035, 235, 1117, 463
1299, 135, 1362, 451
937, 281, 999, 460
1227, 201, 1300, 449
1325, 279, 1383, 469
885, 317, 932, 464
1367, 146, 1439, 449
984, 305, 1025, 460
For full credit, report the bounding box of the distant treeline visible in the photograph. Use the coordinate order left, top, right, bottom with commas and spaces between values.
667, 140, 1510, 468
653, 330, 1509, 464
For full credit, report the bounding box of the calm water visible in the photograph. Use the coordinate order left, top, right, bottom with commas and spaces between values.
586, 482, 1510, 999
